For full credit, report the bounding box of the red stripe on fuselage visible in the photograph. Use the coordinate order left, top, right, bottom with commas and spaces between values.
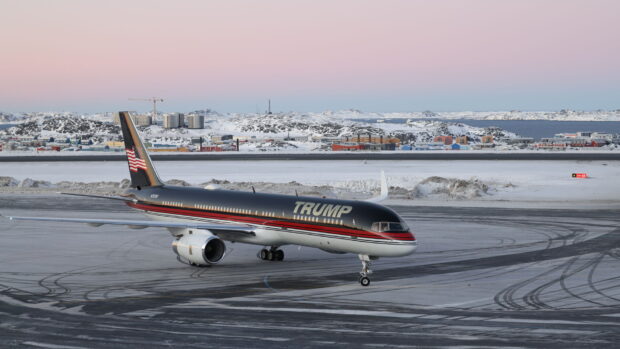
127, 202, 415, 241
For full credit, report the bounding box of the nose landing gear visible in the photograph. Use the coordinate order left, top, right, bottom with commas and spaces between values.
358, 254, 372, 286
258, 247, 284, 261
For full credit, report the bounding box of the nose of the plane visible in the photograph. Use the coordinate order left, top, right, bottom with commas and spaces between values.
402, 231, 415, 242
389, 231, 417, 256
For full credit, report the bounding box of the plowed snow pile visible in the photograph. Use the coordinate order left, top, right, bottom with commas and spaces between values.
0, 175, 496, 202
412, 176, 489, 200
0, 176, 355, 198
1, 160, 617, 208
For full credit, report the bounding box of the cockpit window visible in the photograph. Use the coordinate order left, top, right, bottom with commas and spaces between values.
371, 221, 409, 232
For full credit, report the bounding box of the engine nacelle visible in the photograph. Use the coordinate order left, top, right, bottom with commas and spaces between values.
172, 230, 226, 266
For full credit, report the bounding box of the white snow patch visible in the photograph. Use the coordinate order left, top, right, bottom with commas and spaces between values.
412, 176, 489, 199
1, 160, 619, 208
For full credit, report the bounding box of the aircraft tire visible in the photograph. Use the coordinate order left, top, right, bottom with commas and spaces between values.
359, 276, 371, 287
275, 250, 284, 261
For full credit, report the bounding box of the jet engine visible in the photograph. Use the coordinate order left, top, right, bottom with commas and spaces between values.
172, 230, 226, 266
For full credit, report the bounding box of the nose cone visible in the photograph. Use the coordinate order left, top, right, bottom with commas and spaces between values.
408, 231, 416, 242
391, 232, 417, 256
403, 240, 418, 255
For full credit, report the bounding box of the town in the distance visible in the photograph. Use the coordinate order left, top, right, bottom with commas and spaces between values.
1, 108, 619, 153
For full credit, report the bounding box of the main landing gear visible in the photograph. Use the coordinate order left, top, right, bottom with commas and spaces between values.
259, 247, 284, 261
358, 254, 372, 286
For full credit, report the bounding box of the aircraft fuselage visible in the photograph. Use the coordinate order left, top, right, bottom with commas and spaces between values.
124, 185, 417, 257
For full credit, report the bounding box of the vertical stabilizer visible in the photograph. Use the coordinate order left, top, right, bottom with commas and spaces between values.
118, 111, 163, 188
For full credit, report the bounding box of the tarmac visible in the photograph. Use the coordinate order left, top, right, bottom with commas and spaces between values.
2, 151, 620, 162
1, 194, 620, 347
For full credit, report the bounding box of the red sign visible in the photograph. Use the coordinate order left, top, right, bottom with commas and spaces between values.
572, 173, 588, 178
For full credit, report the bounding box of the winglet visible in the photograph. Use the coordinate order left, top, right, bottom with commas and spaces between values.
365, 171, 389, 203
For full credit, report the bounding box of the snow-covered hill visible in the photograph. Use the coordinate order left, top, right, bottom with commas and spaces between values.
314, 109, 620, 121
368, 109, 620, 121
0, 111, 519, 144
2, 109, 620, 125
0, 112, 22, 123
1, 114, 120, 142
199, 112, 518, 142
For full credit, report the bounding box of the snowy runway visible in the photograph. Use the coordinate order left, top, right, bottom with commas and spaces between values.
1, 195, 620, 347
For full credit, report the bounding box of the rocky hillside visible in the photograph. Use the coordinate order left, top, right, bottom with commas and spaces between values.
0, 111, 519, 145
2, 115, 119, 137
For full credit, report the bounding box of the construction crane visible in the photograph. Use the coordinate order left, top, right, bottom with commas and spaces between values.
129, 97, 164, 120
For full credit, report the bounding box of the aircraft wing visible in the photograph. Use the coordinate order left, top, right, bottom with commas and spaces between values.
60, 192, 137, 202
3, 215, 255, 235
365, 171, 389, 203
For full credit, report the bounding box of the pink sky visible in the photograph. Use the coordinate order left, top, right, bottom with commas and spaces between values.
1, 0, 619, 112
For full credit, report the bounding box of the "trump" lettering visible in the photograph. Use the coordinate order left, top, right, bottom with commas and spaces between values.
293, 201, 353, 218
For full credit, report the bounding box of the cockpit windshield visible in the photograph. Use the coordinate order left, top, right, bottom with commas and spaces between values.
370, 221, 409, 233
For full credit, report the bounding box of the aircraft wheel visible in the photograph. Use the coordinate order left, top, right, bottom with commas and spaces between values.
359, 276, 371, 287
259, 249, 268, 260
267, 250, 275, 261
275, 250, 284, 261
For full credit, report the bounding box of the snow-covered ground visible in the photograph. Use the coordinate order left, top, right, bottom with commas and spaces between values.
1, 160, 619, 209
332, 109, 620, 121
4, 110, 620, 153
2, 109, 620, 124
1, 111, 518, 143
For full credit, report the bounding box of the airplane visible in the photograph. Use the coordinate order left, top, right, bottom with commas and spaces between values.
4, 111, 417, 286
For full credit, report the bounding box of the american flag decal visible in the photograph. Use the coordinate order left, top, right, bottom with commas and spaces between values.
126, 148, 148, 172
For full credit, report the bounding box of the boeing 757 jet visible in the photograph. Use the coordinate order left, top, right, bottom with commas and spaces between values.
5, 111, 417, 286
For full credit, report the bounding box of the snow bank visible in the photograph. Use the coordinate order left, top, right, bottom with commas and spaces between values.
1, 160, 618, 208
0, 175, 501, 202
412, 176, 489, 200
0, 177, 370, 199
17, 178, 52, 188
0, 176, 18, 187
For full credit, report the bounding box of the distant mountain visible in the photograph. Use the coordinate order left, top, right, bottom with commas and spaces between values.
1, 114, 120, 145
224, 112, 518, 142
0, 110, 522, 145
370, 110, 620, 121
0, 112, 22, 123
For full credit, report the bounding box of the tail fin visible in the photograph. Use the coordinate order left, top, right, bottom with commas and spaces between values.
118, 111, 163, 188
